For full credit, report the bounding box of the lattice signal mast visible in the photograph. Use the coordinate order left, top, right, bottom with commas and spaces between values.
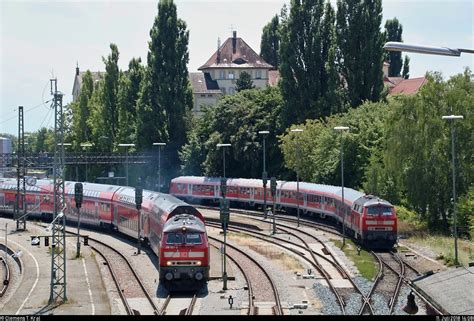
15, 106, 27, 231
49, 78, 68, 304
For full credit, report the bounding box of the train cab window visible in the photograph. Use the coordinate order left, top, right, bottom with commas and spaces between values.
367, 207, 378, 216
185, 233, 202, 244
381, 207, 393, 216
166, 232, 202, 245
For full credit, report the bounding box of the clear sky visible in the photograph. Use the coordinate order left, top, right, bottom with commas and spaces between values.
1, 0, 473, 136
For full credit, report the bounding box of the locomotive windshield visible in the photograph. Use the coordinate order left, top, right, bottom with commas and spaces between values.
367, 206, 393, 216
166, 232, 202, 245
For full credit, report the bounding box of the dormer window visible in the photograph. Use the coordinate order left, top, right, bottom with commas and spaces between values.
233, 57, 247, 65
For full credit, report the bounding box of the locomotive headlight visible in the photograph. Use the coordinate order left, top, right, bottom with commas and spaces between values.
166, 261, 172, 266
196, 261, 202, 266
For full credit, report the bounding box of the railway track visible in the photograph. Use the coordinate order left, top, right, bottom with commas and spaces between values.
208, 235, 284, 315
159, 293, 197, 315
207, 220, 371, 315
203, 206, 444, 315
0, 256, 10, 297
372, 251, 443, 315
78, 235, 160, 315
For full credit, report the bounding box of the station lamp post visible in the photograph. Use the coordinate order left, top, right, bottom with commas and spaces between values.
334, 126, 350, 248
290, 129, 303, 227
80, 143, 92, 182
442, 115, 464, 266
153, 143, 166, 192
118, 143, 135, 186
258, 131, 270, 218
217, 143, 231, 291
384, 42, 474, 57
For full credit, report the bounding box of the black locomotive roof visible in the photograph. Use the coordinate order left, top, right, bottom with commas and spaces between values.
163, 214, 206, 233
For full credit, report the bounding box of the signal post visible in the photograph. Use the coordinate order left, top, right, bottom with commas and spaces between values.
220, 177, 229, 291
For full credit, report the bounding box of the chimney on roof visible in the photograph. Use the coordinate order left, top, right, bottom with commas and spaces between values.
232, 31, 237, 54
76, 61, 79, 76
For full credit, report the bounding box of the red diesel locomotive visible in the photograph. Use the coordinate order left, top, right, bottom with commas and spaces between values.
0, 178, 209, 290
170, 176, 397, 249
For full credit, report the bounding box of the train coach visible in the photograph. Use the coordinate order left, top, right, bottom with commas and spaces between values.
0, 177, 210, 290
170, 176, 397, 249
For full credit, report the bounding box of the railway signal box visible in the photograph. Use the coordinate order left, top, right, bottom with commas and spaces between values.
75, 182, 83, 208
135, 187, 143, 210
262, 171, 268, 185
220, 177, 227, 197
220, 198, 230, 230
270, 177, 277, 197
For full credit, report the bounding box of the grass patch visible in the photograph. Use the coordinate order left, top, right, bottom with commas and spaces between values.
228, 234, 305, 272
407, 235, 474, 267
332, 239, 378, 281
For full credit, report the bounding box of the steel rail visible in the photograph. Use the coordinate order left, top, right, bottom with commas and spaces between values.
90, 244, 134, 315
0, 256, 10, 297
208, 235, 283, 315
209, 242, 255, 315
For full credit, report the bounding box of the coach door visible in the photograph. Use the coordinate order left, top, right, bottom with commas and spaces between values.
188, 184, 193, 196
113, 205, 118, 226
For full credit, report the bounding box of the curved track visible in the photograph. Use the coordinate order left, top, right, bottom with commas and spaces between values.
159, 293, 197, 315
208, 235, 284, 315
0, 256, 11, 297
80, 235, 160, 315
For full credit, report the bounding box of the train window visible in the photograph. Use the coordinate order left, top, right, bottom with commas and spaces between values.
185, 233, 202, 244
166, 233, 184, 244
381, 207, 393, 216
367, 207, 378, 215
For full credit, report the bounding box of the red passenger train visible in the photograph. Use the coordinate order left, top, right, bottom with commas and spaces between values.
0, 178, 209, 290
170, 176, 397, 249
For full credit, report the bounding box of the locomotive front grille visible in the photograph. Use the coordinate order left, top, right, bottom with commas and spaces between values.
167, 261, 202, 266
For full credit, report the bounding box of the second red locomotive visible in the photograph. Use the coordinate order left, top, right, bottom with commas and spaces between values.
170, 176, 397, 249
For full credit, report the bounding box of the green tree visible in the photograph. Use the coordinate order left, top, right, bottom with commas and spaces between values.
260, 14, 280, 70
236, 71, 255, 92
279, 0, 342, 128
137, 0, 192, 179
402, 55, 410, 79
384, 18, 403, 77
457, 185, 474, 239
370, 70, 473, 232
71, 70, 94, 150
180, 87, 284, 178
279, 100, 391, 187
336, 0, 385, 107
101, 43, 120, 150
117, 57, 144, 144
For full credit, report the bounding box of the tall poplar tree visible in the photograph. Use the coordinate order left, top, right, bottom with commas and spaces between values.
71, 70, 94, 150
260, 15, 280, 70
336, 0, 385, 107
117, 57, 144, 144
279, 0, 341, 128
384, 18, 403, 77
102, 43, 120, 149
402, 55, 410, 79
136, 0, 192, 177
